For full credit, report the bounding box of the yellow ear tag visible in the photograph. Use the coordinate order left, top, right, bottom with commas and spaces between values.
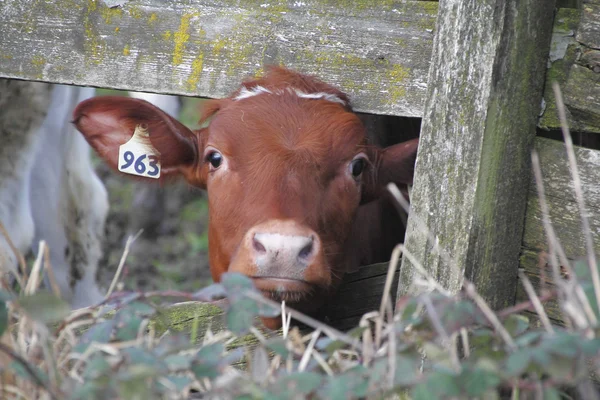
118, 124, 161, 179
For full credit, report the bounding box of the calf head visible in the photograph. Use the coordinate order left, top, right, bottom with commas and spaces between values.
73, 67, 418, 328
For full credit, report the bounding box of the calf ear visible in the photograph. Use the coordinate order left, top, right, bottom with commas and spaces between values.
361, 138, 419, 204
73, 96, 204, 186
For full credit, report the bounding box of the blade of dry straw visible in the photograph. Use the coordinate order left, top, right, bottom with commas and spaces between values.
42, 242, 61, 298
552, 82, 600, 315
375, 243, 403, 349
105, 230, 143, 298
517, 269, 554, 333
25, 241, 46, 295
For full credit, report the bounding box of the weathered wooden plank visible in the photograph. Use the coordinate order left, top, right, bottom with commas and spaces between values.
0, 0, 437, 117
577, 0, 600, 50
399, 0, 556, 310
539, 7, 600, 134
564, 64, 600, 129
322, 262, 398, 331
522, 138, 600, 259
528, 137, 600, 210
151, 262, 396, 336
517, 137, 600, 323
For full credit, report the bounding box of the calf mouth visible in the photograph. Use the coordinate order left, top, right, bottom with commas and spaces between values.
252, 277, 315, 303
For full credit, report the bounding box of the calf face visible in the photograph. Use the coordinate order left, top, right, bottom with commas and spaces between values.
73, 67, 418, 326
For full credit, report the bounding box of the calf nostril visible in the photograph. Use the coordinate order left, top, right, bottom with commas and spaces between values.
298, 239, 314, 261
252, 235, 266, 254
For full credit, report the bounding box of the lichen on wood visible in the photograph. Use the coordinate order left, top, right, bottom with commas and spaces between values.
518, 137, 600, 323
399, 0, 556, 310
0, 0, 437, 117
539, 6, 600, 134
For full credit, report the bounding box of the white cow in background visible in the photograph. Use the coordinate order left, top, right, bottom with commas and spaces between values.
0, 79, 180, 308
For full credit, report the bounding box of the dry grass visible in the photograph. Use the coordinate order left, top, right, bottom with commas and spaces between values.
0, 85, 599, 399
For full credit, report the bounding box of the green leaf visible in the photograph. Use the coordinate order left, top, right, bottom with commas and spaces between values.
221, 273, 255, 295
227, 298, 259, 335
393, 355, 420, 385
347, 326, 368, 338
265, 337, 289, 358
82, 354, 112, 380
440, 299, 482, 332
542, 332, 579, 358
424, 369, 460, 397
16, 291, 70, 324
125, 301, 156, 316
160, 375, 193, 392
412, 383, 436, 400
114, 309, 144, 341
73, 319, 115, 354
320, 371, 368, 399
272, 372, 323, 396
257, 301, 281, 318
503, 314, 529, 337
543, 354, 577, 381
531, 348, 552, 366
505, 351, 531, 377
193, 283, 226, 301
461, 366, 501, 396
163, 354, 193, 371
123, 347, 166, 370
327, 340, 348, 354
9, 361, 49, 386
580, 338, 600, 354
69, 381, 112, 400
0, 300, 7, 337
515, 331, 542, 346
543, 387, 563, 400
191, 343, 224, 379
0, 290, 15, 302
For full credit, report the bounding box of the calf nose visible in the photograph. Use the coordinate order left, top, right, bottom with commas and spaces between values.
252, 232, 316, 265
247, 220, 321, 279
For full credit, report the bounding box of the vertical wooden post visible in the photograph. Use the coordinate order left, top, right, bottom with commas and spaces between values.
399, 0, 557, 309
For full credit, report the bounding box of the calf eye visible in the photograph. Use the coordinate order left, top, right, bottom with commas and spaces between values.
206, 151, 223, 169
350, 158, 365, 177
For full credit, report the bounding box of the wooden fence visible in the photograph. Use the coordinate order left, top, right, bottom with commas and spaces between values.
1, 0, 599, 329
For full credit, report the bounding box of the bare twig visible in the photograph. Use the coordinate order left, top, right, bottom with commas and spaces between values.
497, 289, 557, 319
422, 296, 460, 371
245, 291, 360, 350
0, 341, 59, 400
531, 151, 572, 280
460, 328, 470, 358
106, 230, 143, 298
298, 329, 320, 372
42, 242, 61, 298
464, 282, 516, 350
25, 242, 45, 295
375, 243, 403, 349
553, 82, 600, 316
517, 270, 554, 333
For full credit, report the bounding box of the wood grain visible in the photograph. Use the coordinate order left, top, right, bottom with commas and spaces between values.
0, 0, 437, 117
539, 6, 600, 134
399, 0, 556, 310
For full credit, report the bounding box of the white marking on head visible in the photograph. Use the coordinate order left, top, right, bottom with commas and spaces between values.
234, 85, 272, 101
291, 88, 346, 106
233, 85, 346, 106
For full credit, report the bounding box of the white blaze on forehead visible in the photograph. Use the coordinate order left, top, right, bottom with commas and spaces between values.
233, 85, 346, 106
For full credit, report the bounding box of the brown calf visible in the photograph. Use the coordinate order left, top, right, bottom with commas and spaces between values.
73, 67, 418, 328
